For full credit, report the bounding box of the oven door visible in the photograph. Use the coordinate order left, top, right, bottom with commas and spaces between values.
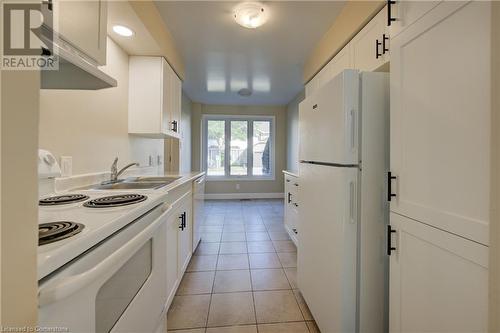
38, 203, 170, 333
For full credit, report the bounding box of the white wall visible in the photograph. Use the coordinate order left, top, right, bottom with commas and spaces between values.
286, 90, 304, 173
39, 38, 164, 175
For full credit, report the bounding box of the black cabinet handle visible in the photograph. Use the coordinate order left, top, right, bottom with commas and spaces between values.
292, 228, 298, 235
387, 0, 397, 26
382, 34, 389, 54
286, 179, 291, 183
182, 212, 186, 228
171, 120, 178, 132
178, 213, 184, 230
294, 183, 299, 187
287, 192, 292, 204
376, 39, 382, 59
387, 225, 397, 255
388, 172, 397, 202
293, 203, 299, 208
312, 104, 318, 110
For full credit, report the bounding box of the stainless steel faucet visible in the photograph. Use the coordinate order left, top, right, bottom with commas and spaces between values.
109, 157, 139, 182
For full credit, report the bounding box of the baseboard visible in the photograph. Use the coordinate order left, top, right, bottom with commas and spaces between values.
205, 192, 284, 200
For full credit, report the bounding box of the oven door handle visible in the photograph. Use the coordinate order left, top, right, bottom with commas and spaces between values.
38, 204, 172, 307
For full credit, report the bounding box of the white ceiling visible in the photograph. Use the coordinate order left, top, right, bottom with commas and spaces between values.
154, 1, 345, 105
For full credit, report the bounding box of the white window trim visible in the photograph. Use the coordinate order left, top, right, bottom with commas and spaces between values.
202, 114, 276, 181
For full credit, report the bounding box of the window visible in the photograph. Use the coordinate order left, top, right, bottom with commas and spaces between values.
203, 115, 275, 179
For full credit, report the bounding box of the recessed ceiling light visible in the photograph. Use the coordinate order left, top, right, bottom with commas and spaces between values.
113, 25, 134, 37
233, 2, 268, 29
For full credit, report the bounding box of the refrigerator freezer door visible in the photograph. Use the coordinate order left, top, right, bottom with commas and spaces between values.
299, 69, 360, 165
298, 162, 359, 333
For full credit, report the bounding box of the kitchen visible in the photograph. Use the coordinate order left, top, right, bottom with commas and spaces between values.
1, 1, 499, 333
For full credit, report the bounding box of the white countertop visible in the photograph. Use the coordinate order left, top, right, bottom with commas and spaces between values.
282, 170, 299, 178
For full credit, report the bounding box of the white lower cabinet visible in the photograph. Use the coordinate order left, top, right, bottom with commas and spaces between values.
389, 213, 488, 333
177, 192, 193, 277
165, 190, 193, 308
165, 204, 180, 308
284, 172, 299, 245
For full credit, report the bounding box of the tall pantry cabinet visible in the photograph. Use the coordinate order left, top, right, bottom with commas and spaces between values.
388, 2, 490, 332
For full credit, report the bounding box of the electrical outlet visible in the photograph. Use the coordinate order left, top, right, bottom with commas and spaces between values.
235, 183, 240, 190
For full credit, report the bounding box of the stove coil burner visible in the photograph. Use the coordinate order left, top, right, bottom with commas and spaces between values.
83, 194, 147, 208
39, 194, 90, 206
39, 222, 84, 245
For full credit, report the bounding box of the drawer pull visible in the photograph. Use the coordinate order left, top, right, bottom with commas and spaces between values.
387, 172, 397, 202
382, 34, 389, 53
387, 225, 396, 255
376, 39, 382, 59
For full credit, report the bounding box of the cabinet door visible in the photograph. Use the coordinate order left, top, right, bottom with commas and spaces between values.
319, 43, 352, 90
56, 0, 107, 65
166, 211, 179, 307
161, 59, 173, 135
389, 213, 488, 333
178, 196, 193, 277
388, 1, 441, 39
305, 77, 319, 98
351, 6, 388, 71
390, 1, 491, 245
174, 75, 182, 137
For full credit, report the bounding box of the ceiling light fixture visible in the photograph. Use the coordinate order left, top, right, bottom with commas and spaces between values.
112, 25, 134, 37
233, 2, 268, 29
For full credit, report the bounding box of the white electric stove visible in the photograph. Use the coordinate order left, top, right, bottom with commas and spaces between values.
37, 188, 171, 333
38, 189, 168, 280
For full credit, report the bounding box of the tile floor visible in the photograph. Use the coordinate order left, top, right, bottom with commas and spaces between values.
167, 199, 320, 333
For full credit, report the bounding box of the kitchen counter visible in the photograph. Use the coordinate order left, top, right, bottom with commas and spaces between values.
283, 170, 299, 178
38, 171, 205, 280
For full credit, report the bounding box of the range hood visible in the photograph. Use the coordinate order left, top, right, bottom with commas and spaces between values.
41, 41, 117, 90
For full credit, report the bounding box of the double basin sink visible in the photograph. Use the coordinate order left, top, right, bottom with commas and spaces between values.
90, 176, 181, 190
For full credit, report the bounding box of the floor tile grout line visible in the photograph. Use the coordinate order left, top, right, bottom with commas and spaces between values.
203, 249, 220, 329
247, 220, 259, 333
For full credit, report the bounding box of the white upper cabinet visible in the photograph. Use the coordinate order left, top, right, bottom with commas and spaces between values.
389, 213, 488, 333
390, 1, 491, 245
53, 0, 108, 65
351, 6, 389, 72
129, 57, 182, 139
387, 1, 441, 39
305, 43, 352, 97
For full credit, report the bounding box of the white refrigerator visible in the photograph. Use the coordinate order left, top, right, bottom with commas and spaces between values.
297, 70, 389, 333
